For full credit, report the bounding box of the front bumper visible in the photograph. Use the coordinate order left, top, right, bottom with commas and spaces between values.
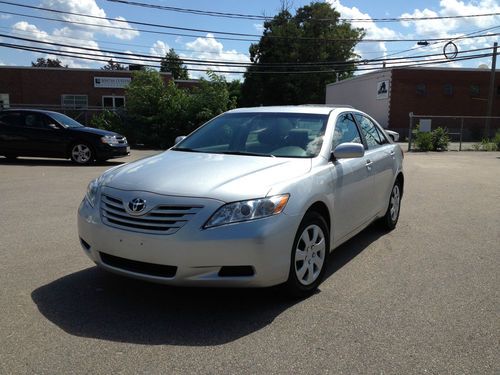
95, 144, 130, 160
77, 189, 300, 287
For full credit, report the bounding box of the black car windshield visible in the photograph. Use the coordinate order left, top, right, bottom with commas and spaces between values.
49, 112, 84, 128
173, 112, 328, 158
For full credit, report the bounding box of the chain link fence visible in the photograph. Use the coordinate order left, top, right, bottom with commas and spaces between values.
407, 114, 500, 151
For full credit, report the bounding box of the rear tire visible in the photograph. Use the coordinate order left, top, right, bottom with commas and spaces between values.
70, 143, 94, 165
380, 181, 402, 231
283, 211, 330, 298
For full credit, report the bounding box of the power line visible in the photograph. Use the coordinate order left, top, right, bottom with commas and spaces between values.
1, 40, 495, 75
106, 0, 500, 23
0, 33, 494, 69
2, 4, 500, 43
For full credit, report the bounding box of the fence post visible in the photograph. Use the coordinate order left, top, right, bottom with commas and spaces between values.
408, 112, 414, 151
459, 118, 464, 151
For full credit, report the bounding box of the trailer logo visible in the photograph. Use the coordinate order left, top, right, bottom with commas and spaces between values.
377, 80, 389, 99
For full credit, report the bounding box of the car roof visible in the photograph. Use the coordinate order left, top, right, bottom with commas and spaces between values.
227, 105, 355, 115
0, 108, 62, 115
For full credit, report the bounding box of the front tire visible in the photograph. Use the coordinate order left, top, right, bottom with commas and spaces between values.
283, 211, 329, 298
380, 181, 402, 231
70, 143, 94, 165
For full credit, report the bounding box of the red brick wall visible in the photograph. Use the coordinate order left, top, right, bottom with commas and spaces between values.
389, 68, 500, 137
0, 67, 174, 107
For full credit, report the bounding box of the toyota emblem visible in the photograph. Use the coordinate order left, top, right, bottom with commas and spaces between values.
128, 198, 146, 213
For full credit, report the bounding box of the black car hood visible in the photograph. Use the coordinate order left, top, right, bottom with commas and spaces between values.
69, 127, 122, 137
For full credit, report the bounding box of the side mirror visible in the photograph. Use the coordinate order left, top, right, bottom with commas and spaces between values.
385, 130, 399, 142
48, 123, 60, 130
332, 142, 365, 160
175, 135, 186, 144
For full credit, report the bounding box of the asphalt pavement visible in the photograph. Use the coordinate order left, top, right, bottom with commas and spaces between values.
0, 150, 498, 374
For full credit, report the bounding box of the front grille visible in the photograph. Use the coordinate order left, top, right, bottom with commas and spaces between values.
100, 194, 202, 234
100, 252, 177, 278
116, 136, 127, 145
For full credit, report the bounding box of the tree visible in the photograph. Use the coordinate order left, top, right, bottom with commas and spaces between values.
124, 70, 235, 147
31, 57, 67, 68
102, 59, 127, 70
241, 2, 364, 106
160, 48, 189, 80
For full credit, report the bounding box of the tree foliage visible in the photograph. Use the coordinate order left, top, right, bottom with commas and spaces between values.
241, 2, 364, 106
102, 59, 127, 70
31, 58, 67, 68
117, 70, 234, 147
160, 48, 189, 80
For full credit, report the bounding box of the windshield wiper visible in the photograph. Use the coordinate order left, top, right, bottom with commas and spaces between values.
170, 147, 204, 153
213, 151, 275, 158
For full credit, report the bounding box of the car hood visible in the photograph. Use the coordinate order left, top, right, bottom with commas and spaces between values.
103, 150, 312, 202
70, 127, 122, 137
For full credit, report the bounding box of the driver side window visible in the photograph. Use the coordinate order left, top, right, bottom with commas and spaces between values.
332, 113, 362, 151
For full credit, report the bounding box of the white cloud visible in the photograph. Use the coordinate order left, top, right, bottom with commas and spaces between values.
184, 34, 250, 80
150, 40, 170, 57
327, 0, 400, 63
253, 23, 265, 33
11, 21, 107, 68
1, 14, 12, 20
41, 0, 140, 40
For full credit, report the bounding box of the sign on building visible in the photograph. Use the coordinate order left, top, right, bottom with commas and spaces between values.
376, 80, 389, 100
94, 77, 131, 88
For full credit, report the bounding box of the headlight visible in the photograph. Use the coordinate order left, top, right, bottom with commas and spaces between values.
101, 135, 120, 145
85, 177, 103, 207
204, 194, 290, 228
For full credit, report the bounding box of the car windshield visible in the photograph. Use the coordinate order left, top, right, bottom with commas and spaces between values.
173, 112, 328, 158
49, 112, 84, 128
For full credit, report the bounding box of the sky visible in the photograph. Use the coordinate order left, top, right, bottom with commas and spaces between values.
0, 0, 499, 80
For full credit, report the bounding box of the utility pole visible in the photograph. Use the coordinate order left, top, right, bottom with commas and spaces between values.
485, 42, 498, 137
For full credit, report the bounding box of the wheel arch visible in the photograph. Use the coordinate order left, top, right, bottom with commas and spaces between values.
305, 201, 331, 245
395, 172, 404, 197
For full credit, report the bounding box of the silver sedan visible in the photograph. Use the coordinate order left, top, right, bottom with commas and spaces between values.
78, 105, 404, 296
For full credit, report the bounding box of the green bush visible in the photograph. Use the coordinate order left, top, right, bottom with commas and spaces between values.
412, 126, 450, 151
415, 131, 433, 151
494, 130, 500, 149
431, 127, 450, 151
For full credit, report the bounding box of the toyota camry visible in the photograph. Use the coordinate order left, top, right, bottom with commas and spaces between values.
77, 105, 404, 296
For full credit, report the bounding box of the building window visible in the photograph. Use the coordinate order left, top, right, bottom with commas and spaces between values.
470, 84, 480, 97
0, 93, 9, 109
416, 83, 426, 96
443, 83, 453, 96
102, 96, 125, 109
61, 95, 88, 109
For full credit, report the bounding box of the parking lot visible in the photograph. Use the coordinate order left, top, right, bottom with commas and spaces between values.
0, 150, 498, 374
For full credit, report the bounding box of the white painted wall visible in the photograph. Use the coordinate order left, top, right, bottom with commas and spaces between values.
325, 70, 391, 128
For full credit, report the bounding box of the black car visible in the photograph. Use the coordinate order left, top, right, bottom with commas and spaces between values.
0, 109, 129, 164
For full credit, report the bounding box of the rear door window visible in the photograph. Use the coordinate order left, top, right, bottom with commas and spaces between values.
0, 112, 24, 127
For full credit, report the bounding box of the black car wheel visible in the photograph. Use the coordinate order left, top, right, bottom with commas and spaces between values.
70, 143, 94, 165
283, 211, 329, 298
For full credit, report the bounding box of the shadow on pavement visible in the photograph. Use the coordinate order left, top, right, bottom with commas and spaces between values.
31, 225, 384, 346
0, 157, 124, 167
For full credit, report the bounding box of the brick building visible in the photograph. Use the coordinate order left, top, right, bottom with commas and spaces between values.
0, 66, 199, 115
326, 67, 500, 138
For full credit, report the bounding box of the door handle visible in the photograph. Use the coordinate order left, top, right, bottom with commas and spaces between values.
365, 159, 373, 169
390, 150, 395, 156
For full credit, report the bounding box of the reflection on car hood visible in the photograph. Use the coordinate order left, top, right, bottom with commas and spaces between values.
70, 127, 121, 137
103, 150, 312, 202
